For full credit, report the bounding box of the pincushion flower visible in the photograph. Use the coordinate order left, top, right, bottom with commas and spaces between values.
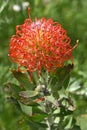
9, 9, 77, 74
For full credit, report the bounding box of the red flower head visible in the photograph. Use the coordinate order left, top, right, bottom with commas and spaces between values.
9, 8, 77, 74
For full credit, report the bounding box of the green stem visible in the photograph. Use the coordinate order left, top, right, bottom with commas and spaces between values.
45, 99, 54, 130
46, 119, 51, 130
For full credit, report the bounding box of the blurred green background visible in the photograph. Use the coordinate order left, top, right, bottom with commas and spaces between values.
0, 0, 87, 130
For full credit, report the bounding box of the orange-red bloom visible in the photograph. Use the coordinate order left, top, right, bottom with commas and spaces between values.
9, 9, 77, 74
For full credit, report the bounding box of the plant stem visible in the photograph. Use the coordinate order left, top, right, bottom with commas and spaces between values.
45, 99, 52, 130
46, 119, 51, 130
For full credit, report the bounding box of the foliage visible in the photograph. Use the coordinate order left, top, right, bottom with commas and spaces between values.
5, 65, 81, 130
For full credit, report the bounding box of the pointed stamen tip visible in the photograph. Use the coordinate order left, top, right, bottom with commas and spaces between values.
73, 39, 79, 49
76, 39, 79, 44
75, 39, 79, 47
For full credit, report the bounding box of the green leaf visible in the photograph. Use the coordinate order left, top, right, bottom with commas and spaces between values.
57, 64, 73, 89
29, 113, 48, 122
78, 115, 87, 130
32, 107, 47, 115
8, 97, 22, 112
7, 83, 24, 98
11, 83, 23, 93
32, 70, 39, 84
45, 95, 55, 104
30, 107, 48, 122
27, 120, 48, 130
11, 69, 34, 90
54, 105, 73, 117
71, 125, 81, 130
0, 0, 8, 13
26, 101, 40, 106
18, 98, 40, 106
19, 101, 32, 115
50, 64, 73, 98
19, 90, 38, 98
62, 116, 71, 128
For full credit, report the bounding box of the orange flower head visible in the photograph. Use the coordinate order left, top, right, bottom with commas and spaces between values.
9, 8, 77, 74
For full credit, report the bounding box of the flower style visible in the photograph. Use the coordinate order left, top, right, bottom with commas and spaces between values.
9, 9, 77, 74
